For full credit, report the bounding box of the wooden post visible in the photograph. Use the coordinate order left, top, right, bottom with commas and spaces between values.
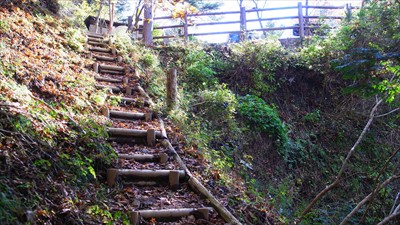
101, 107, 110, 118
240, 7, 247, 42
130, 211, 140, 225
147, 128, 156, 146
144, 113, 153, 122
298, 2, 304, 38
107, 168, 118, 187
143, 0, 153, 47
345, 3, 352, 21
93, 63, 99, 73
166, 68, 178, 111
169, 170, 180, 190
183, 12, 189, 44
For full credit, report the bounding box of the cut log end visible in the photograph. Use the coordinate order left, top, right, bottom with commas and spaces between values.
159, 153, 168, 164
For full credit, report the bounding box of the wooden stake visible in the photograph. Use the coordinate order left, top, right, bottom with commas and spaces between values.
107, 168, 118, 187
144, 113, 153, 122
130, 211, 140, 225
122, 77, 129, 85
93, 63, 99, 73
169, 170, 180, 190
101, 107, 110, 118
147, 128, 156, 146
166, 68, 178, 111
126, 86, 135, 95
197, 208, 210, 220
111, 48, 117, 55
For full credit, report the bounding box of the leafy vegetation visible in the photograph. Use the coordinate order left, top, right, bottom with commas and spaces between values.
0, 0, 399, 224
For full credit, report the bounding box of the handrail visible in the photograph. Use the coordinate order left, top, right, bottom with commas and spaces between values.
139, 2, 357, 44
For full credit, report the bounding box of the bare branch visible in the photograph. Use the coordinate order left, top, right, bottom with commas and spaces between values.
340, 174, 400, 225
375, 107, 400, 118
298, 98, 383, 221
377, 211, 400, 225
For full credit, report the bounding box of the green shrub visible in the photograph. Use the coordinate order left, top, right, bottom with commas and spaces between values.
238, 95, 288, 147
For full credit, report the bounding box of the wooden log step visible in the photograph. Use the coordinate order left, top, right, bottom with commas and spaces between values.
108, 110, 153, 121
107, 169, 185, 187
130, 208, 211, 225
99, 64, 126, 72
89, 47, 117, 55
108, 96, 150, 105
95, 84, 123, 93
87, 37, 111, 43
107, 128, 164, 138
118, 153, 168, 163
98, 69, 125, 75
95, 76, 122, 83
86, 32, 105, 38
107, 137, 147, 144
88, 41, 109, 47
91, 54, 123, 62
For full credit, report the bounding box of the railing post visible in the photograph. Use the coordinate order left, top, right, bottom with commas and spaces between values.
240, 7, 247, 42
143, 0, 153, 47
345, 3, 352, 21
183, 12, 189, 45
298, 2, 304, 38
167, 68, 178, 111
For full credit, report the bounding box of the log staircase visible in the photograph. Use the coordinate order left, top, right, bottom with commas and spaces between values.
85, 31, 242, 225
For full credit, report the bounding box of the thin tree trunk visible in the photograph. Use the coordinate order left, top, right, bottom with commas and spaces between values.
95, 1, 104, 33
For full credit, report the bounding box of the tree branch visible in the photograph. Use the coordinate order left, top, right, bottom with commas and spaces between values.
377, 211, 400, 225
375, 107, 400, 118
340, 173, 400, 225
297, 98, 383, 221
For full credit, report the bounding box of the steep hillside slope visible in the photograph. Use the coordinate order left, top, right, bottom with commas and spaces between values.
0, 2, 118, 224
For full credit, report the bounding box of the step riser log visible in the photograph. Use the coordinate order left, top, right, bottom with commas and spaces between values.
99, 64, 126, 72
109, 111, 152, 120
92, 55, 121, 62
107, 169, 185, 187
95, 85, 122, 93
118, 153, 168, 163
95, 77, 122, 83
107, 128, 164, 139
89, 47, 117, 55
88, 41, 109, 47
130, 208, 211, 224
